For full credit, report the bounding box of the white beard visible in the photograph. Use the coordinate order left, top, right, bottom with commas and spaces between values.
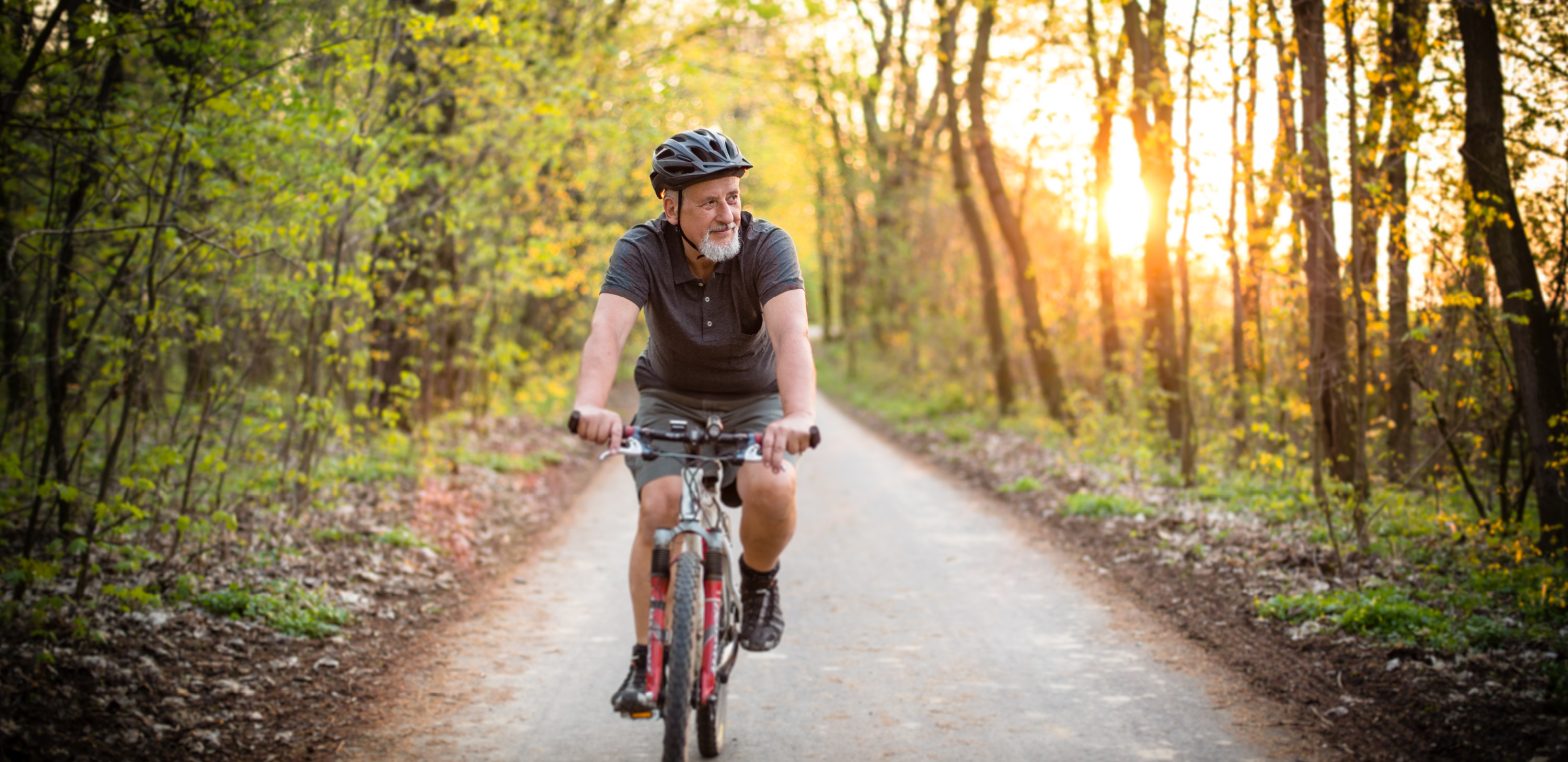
699, 227, 741, 262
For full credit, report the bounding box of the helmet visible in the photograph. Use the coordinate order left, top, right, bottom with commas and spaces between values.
649, 128, 753, 197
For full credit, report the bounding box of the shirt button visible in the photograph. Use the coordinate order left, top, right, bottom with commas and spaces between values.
704, 296, 710, 302
706, 321, 712, 327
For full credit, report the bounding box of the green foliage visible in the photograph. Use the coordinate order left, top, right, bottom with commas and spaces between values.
100, 584, 163, 612
312, 527, 355, 544
196, 581, 352, 638
0, 0, 679, 614
1193, 476, 1314, 524
375, 525, 429, 550
998, 476, 1043, 494
1258, 587, 1446, 645
1062, 492, 1151, 518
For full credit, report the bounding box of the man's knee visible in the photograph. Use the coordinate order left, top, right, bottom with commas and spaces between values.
738, 463, 796, 513
637, 477, 681, 532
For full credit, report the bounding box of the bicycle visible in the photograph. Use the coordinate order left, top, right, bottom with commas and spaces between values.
568, 411, 819, 761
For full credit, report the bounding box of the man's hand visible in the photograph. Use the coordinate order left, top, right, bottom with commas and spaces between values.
572, 404, 625, 452
761, 411, 815, 472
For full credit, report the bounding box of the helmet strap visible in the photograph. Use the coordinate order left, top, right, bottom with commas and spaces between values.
672, 190, 705, 256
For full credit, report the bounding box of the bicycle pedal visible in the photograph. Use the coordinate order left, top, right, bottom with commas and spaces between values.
625, 710, 654, 720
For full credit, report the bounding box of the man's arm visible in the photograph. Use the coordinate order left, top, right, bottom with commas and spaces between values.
572, 293, 640, 448
761, 288, 816, 470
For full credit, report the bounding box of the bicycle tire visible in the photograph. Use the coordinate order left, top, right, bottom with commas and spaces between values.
696, 556, 732, 758
663, 547, 703, 762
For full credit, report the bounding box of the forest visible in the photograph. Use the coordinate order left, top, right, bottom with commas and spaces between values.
2, 0, 1567, 757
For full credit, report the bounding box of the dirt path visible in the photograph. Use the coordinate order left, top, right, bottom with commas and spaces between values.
342, 398, 1313, 760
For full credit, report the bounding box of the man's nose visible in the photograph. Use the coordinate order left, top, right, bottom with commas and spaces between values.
715, 202, 735, 225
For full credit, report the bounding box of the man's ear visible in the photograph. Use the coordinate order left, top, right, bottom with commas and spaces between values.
662, 195, 678, 224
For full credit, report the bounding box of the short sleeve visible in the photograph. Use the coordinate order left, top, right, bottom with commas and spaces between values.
601, 237, 650, 307
754, 227, 804, 306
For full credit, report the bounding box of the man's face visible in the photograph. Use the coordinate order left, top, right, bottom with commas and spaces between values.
666, 175, 742, 262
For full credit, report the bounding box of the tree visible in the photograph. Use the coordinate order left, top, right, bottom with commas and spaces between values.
938, 0, 1016, 415
1122, 0, 1183, 446
1087, 0, 1127, 383
1456, 0, 1568, 550
968, 0, 1070, 423
1293, 0, 1358, 498
1384, 0, 1430, 479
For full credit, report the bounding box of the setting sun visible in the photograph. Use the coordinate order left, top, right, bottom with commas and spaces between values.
1104, 177, 1151, 257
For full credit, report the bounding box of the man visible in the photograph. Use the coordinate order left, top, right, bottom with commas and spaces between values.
569, 128, 817, 715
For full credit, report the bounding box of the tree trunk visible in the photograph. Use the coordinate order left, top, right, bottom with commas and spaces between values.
1385, 0, 1429, 479
1088, 0, 1125, 384
1176, 0, 1201, 485
812, 161, 836, 342
1228, 0, 1248, 455
1123, 0, 1183, 446
1294, 0, 1357, 491
939, 0, 1015, 415
811, 56, 873, 366
967, 1, 1070, 423
1342, 0, 1374, 512
1456, 0, 1568, 550
1266, 0, 1304, 286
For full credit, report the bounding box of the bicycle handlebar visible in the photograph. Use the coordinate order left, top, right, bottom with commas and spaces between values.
568, 410, 822, 449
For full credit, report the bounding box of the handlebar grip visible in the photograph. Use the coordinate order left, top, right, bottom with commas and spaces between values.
568, 410, 580, 434
809, 426, 821, 449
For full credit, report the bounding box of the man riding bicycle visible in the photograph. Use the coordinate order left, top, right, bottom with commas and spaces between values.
568, 128, 818, 716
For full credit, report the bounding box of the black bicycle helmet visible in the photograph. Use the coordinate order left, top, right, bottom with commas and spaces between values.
649, 128, 753, 198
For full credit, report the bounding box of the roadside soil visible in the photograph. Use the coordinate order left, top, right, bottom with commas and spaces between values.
5, 400, 1565, 761
858, 413, 1568, 762
0, 415, 596, 761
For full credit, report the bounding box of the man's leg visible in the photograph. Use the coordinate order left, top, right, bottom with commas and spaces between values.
735, 461, 796, 651
736, 461, 797, 570
612, 474, 680, 715
629, 475, 682, 643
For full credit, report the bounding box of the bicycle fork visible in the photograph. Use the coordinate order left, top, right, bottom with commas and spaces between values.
644, 538, 671, 715
700, 545, 723, 707
644, 529, 725, 715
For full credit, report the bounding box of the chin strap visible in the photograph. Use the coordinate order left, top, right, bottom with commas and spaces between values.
673, 190, 705, 255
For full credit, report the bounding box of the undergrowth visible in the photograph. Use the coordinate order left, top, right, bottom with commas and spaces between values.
819, 347, 1568, 656
195, 581, 352, 638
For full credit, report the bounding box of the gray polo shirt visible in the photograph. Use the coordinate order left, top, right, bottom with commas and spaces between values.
601, 211, 803, 397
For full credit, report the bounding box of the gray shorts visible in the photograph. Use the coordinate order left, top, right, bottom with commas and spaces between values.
624, 389, 794, 498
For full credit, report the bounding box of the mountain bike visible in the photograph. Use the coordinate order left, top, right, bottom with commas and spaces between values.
568, 411, 818, 761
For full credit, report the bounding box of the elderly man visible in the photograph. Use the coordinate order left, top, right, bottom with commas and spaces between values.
569, 128, 817, 715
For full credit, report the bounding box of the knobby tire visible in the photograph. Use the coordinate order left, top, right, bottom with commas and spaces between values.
696, 561, 732, 758
663, 548, 703, 762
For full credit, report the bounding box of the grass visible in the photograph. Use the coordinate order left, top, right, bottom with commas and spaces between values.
997, 476, 1043, 494
374, 525, 430, 549
1061, 491, 1151, 518
195, 580, 352, 638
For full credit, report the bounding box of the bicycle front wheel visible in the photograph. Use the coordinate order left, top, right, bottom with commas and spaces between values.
662, 543, 703, 762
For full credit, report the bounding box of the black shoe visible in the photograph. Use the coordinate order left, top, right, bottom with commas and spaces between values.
611, 646, 656, 716
739, 558, 784, 652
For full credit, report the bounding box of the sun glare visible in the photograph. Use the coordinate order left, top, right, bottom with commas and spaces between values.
1104, 180, 1151, 256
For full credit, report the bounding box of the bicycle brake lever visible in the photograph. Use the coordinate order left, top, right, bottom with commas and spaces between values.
600, 437, 647, 461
